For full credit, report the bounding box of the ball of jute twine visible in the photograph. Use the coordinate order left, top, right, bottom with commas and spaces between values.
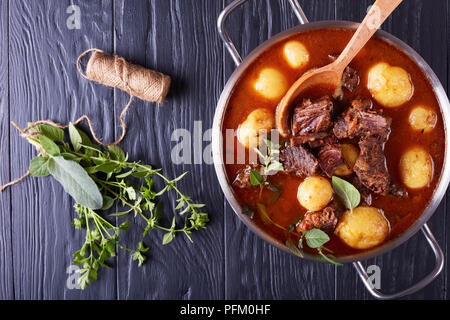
0, 48, 171, 192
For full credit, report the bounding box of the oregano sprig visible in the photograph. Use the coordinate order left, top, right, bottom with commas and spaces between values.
301, 228, 342, 266
250, 135, 284, 200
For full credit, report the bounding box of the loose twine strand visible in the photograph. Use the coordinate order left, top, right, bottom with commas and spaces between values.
0, 48, 171, 192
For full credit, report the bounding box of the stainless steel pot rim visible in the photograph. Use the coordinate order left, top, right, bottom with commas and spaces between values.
212, 20, 450, 264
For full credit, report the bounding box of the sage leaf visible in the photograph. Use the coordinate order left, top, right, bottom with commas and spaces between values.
48, 156, 103, 209
39, 125, 64, 142
39, 135, 60, 156
332, 176, 360, 211
285, 240, 304, 258
303, 228, 330, 249
29, 156, 50, 177
69, 123, 83, 152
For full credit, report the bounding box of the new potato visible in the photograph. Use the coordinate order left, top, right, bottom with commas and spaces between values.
297, 176, 333, 212
334, 144, 359, 176
283, 41, 309, 68
399, 146, 433, 189
409, 106, 437, 133
237, 108, 274, 149
367, 62, 413, 107
335, 206, 390, 249
254, 68, 288, 100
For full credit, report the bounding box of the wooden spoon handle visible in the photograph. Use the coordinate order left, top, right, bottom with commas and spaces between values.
334, 0, 403, 72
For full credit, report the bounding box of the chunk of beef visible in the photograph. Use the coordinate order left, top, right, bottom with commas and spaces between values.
317, 144, 346, 177
290, 132, 329, 147
389, 183, 409, 199
328, 55, 360, 92
354, 136, 390, 195
292, 96, 333, 138
333, 98, 391, 141
351, 177, 373, 206
342, 65, 360, 92
308, 135, 338, 149
233, 164, 262, 188
296, 206, 338, 232
352, 98, 373, 111
280, 145, 320, 177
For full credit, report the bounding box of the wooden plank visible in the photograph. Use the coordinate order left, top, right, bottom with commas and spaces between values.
113, 0, 225, 299
335, 0, 448, 300
223, 0, 336, 299
9, 0, 116, 299
0, 0, 14, 300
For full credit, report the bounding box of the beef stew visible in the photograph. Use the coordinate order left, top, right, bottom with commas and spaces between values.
222, 28, 445, 258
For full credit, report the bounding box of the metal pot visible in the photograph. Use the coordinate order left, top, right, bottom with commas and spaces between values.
212, 0, 450, 299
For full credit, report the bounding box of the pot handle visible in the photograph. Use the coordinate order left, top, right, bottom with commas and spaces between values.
353, 223, 444, 299
218, 0, 309, 66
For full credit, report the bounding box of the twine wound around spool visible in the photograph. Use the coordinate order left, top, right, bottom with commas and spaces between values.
75, 48, 171, 146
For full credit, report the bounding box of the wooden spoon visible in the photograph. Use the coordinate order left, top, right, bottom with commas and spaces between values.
276, 0, 403, 137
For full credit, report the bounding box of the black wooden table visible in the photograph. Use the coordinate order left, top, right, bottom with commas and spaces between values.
0, 0, 449, 300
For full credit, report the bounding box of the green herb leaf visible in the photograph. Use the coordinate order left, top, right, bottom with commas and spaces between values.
68, 123, 83, 152
29, 156, 50, 177
332, 176, 360, 211
268, 183, 282, 204
94, 162, 118, 174
172, 171, 188, 182
108, 145, 126, 162
241, 205, 255, 218
285, 240, 304, 258
250, 170, 262, 186
303, 228, 330, 249
39, 125, 64, 142
48, 156, 103, 209
78, 129, 95, 147
132, 241, 149, 267
255, 203, 286, 230
101, 195, 115, 211
125, 186, 137, 201
60, 152, 82, 162
266, 161, 283, 173
119, 221, 130, 231
132, 252, 146, 267
318, 250, 342, 266
162, 232, 175, 245
72, 217, 85, 230
256, 203, 271, 225
39, 135, 60, 156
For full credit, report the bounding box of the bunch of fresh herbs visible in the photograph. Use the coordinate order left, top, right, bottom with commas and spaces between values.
14, 122, 209, 289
